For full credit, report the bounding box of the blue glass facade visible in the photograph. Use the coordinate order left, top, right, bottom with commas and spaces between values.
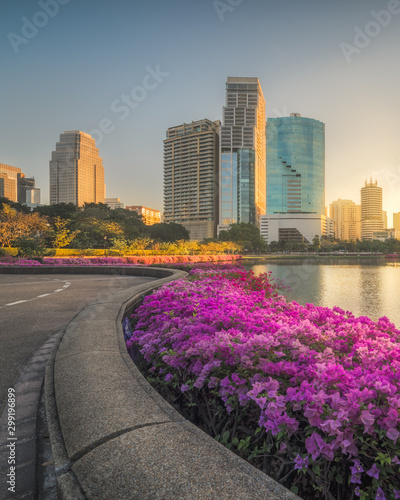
266, 116, 325, 215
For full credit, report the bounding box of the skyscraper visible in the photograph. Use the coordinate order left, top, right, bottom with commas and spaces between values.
266, 113, 325, 215
394, 212, 400, 232
50, 131, 105, 206
330, 199, 361, 241
219, 77, 266, 229
0, 163, 21, 201
163, 119, 220, 240
361, 180, 383, 240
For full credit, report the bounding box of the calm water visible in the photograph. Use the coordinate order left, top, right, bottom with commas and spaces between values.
244, 258, 400, 328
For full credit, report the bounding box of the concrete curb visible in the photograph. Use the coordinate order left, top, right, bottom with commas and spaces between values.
42, 266, 299, 499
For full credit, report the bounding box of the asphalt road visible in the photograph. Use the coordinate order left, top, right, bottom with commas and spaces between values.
0, 273, 155, 413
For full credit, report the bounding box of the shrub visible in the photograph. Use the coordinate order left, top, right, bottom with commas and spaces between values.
127, 267, 400, 499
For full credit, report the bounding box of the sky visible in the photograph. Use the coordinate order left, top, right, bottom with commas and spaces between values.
1, 0, 400, 223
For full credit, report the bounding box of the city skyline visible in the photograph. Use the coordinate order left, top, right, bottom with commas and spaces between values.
1, 0, 400, 220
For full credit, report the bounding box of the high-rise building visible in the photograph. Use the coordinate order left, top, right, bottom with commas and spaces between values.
361, 180, 383, 240
260, 213, 334, 245
105, 198, 124, 210
330, 199, 361, 241
0, 163, 21, 201
219, 77, 266, 230
25, 188, 41, 207
126, 205, 161, 225
50, 131, 105, 206
382, 210, 387, 229
163, 119, 220, 240
394, 212, 400, 232
266, 113, 325, 216
17, 173, 36, 204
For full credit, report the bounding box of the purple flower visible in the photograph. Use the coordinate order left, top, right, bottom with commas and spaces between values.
354, 486, 361, 497
375, 487, 386, 500
350, 459, 364, 475
180, 384, 189, 392
366, 463, 379, 480
393, 490, 400, 499
293, 454, 309, 470
165, 373, 173, 382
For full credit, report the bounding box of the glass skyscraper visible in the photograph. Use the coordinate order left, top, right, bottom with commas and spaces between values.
219, 77, 266, 228
266, 114, 325, 215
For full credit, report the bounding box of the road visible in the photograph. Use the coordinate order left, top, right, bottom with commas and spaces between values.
0, 273, 155, 413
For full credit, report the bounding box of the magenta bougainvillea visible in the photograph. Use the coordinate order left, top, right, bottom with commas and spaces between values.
127, 266, 400, 499
0, 254, 241, 266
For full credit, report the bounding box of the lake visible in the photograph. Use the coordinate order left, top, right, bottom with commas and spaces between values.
243, 257, 400, 328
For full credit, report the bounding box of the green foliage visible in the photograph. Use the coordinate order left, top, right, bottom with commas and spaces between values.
16, 236, 46, 257
219, 223, 266, 253
148, 222, 190, 242
51, 217, 80, 248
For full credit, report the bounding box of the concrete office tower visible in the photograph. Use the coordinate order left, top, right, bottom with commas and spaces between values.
361, 180, 383, 240
163, 119, 220, 240
126, 206, 161, 226
382, 210, 387, 229
330, 199, 361, 241
266, 114, 325, 216
394, 212, 400, 232
17, 173, 36, 204
219, 77, 266, 229
105, 198, 124, 210
25, 188, 41, 208
0, 163, 21, 201
50, 131, 105, 206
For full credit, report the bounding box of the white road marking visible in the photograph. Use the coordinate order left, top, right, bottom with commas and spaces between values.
0, 280, 71, 309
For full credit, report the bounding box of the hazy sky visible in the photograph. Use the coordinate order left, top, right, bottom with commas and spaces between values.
1, 0, 399, 223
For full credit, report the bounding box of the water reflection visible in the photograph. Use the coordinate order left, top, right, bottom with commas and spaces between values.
245, 258, 400, 327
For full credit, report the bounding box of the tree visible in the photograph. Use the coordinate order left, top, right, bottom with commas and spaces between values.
0, 204, 49, 247
219, 223, 266, 253
51, 217, 80, 249
34, 203, 78, 220
148, 222, 190, 242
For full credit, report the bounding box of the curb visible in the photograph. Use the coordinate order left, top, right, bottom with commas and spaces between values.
42, 266, 299, 499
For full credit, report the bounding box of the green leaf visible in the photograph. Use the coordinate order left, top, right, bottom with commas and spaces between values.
290, 486, 299, 494
335, 474, 343, 485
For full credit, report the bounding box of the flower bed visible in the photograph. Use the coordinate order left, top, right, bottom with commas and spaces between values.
0, 254, 241, 267
126, 265, 400, 500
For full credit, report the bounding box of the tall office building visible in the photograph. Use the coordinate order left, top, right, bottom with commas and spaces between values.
361, 180, 383, 240
17, 173, 38, 204
394, 212, 400, 232
50, 131, 105, 206
219, 77, 266, 229
163, 119, 220, 240
330, 199, 361, 241
266, 113, 325, 215
0, 163, 21, 201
